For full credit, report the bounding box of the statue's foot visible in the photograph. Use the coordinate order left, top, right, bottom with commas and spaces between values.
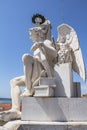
21, 89, 33, 97
0, 109, 21, 121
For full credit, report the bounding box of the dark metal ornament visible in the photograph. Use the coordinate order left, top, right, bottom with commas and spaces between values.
32, 14, 46, 25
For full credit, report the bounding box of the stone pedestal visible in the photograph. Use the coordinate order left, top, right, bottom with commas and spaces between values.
54, 63, 74, 97
34, 85, 56, 97
34, 78, 56, 97
22, 97, 87, 122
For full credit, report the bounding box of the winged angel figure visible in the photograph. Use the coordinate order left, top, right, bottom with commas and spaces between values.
56, 24, 86, 81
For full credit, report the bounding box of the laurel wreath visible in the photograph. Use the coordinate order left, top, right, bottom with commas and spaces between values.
32, 14, 46, 25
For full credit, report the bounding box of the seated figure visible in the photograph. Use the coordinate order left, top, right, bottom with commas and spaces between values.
0, 14, 57, 121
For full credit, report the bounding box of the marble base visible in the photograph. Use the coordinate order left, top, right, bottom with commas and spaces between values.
22, 97, 87, 122
1, 120, 87, 130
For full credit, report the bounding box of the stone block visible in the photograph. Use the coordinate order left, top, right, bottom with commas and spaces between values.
22, 97, 87, 122
69, 98, 87, 121
54, 63, 74, 97
22, 97, 69, 121
39, 77, 56, 86
34, 85, 56, 97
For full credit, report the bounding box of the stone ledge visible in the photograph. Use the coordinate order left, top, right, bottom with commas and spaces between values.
2, 120, 87, 130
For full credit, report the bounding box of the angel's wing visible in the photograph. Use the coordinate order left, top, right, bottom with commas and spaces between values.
57, 24, 86, 81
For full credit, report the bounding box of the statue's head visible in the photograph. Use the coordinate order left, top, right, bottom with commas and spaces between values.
29, 14, 52, 42
32, 14, 46, 26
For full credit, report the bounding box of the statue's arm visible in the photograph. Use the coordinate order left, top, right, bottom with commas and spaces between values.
42, 40, 57, 59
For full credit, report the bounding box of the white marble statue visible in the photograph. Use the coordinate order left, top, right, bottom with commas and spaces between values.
0, 15, 86, 121
0, 14, 57, 121
23, 14, 57, 96
56, 24, 86, 80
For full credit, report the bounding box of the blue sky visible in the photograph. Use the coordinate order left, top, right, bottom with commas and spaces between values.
0, 0, 87, 98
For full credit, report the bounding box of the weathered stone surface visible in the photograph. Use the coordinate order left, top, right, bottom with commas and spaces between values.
18, 124, 67, 130
18, 124, 87, 130
69, 98, 87, 121
22, 97, 87, 122
22, 97, 69, 121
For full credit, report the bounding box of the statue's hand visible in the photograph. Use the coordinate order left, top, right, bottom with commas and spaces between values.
31, 42, 43, 51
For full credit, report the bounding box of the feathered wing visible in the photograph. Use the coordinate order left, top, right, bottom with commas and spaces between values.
57, 24, 86, 80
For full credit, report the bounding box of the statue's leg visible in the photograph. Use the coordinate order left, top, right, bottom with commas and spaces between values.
22, 54, 34, 96
0, 76, 25, 121
32, 59, 45, 87
10, 76, 25, 111
41, 59, 53, 77
40, 49, 52, 77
